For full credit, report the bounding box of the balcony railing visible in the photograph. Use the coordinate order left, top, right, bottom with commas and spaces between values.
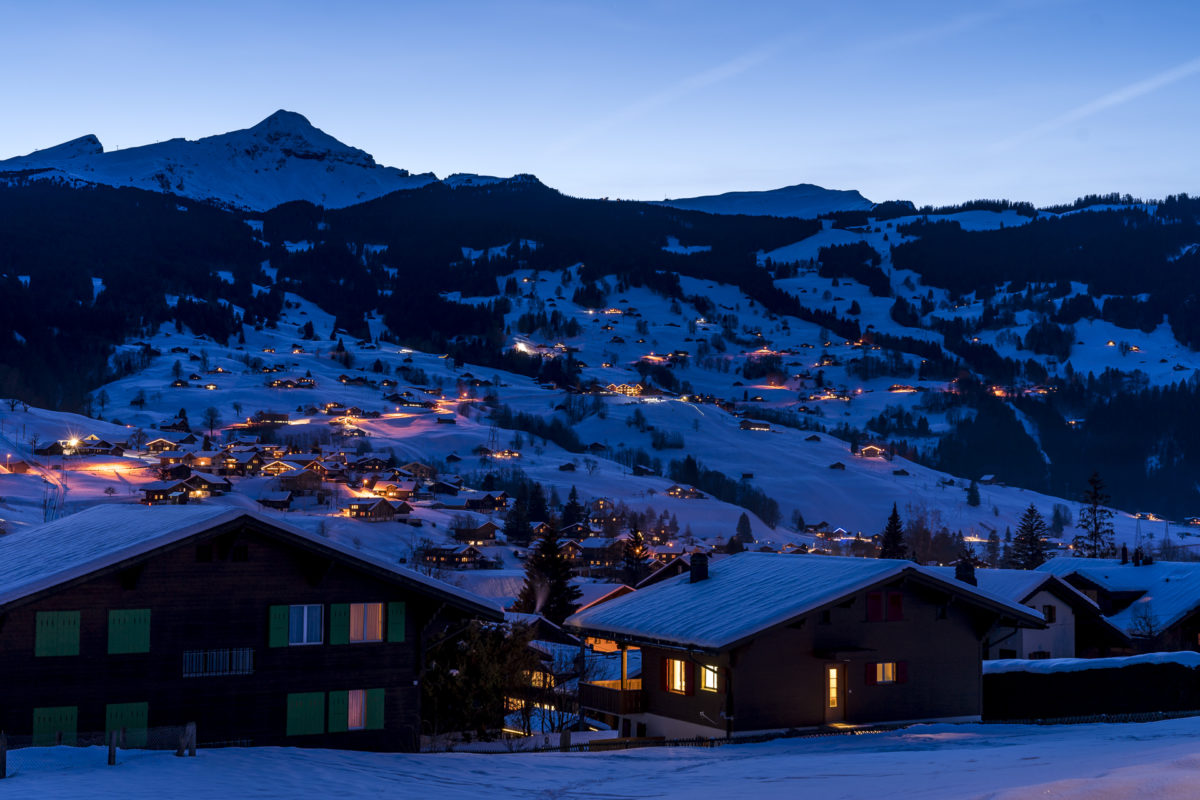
579, 679, 644, 715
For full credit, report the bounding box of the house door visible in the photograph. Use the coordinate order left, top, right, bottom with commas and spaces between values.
824, 664, 845, 723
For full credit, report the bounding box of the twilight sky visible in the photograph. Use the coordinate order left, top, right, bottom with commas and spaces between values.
2, 0, 1198, 206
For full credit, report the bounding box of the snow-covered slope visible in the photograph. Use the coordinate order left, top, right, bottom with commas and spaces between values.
656, 183, 874, 218
0, 111, 440, 211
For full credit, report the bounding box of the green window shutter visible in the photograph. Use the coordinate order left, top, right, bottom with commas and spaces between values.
365, 688, 385, 730
32, 706, 78, 746
330, 604, 350, 645
327, 690, 349, 733
35, 611, 80, 657
387, 602, 406, 643
106, 702, 149, 747
268, 605, 289, 648
286, 692, 325, 736
108, 609, 151, 654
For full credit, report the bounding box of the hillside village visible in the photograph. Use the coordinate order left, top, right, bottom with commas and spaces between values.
4, 109, 1200, 799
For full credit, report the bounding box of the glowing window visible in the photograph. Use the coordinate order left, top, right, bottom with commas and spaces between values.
701, 665, 719, 692
875, 662, 897, 684
349, 603, 383, 643
666, 658, 688, 693
828, 667, 838, 708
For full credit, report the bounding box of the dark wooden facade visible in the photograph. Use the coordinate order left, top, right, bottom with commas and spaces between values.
572, 568, 1040, 738
0, 514, 497, 750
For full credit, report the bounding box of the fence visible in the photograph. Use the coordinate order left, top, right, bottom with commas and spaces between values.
0, 722, 197, 780
424, 723, 902, 754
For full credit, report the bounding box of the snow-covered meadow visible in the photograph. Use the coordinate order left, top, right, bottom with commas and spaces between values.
12, 716, 1200, 799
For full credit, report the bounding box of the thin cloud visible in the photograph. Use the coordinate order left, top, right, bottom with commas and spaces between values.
995, 53, 1200, 151
545, 41, 788, 159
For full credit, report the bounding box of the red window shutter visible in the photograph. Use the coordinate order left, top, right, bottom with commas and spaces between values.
864, 662, 877, 685
887, 592, 904, 621
897, 661, 908, 684
685, 663, 695, 696
866, 592, 883, 622
661, 657, 669, 690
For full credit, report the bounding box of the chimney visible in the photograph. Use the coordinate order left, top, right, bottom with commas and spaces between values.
690, 552, 709, 583
955, 558, 977, 586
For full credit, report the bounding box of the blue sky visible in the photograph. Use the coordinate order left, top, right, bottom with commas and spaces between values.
2, 0, 1198, 205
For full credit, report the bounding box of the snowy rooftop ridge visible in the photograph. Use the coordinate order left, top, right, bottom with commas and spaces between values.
1036, 557, 1200, 636
565, 552, 1043, 650
0, 504, 500, 616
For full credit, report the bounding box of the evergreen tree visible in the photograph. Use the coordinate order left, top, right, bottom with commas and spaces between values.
879, 503, 907, 559
1074, 472, 1116, 558
527, 482, 548, 523
985, 529, 1001, 565
504, 502, 532, 547
725, 536, 745, 555
1011, 503, 1050, 569
513, 528, 582, 624
966, 479, 981, 507
1001, 527, 1015, 568
735, 512, 754, 544
561, 486, 584, 528
620, 529, 651, 585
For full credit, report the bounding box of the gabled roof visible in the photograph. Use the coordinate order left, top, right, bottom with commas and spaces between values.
566, 552, 1043, 651
0, 505, 499, 619
1037, 557, 1200, 636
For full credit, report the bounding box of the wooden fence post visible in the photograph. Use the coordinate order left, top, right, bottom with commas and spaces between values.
186, 722, 196, 757
108, 730, 117, 766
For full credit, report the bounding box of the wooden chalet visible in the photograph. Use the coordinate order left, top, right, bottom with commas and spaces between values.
665, 485, 705, 500
567, 553, 1043, 739
400, 463, 436, 481
421, 545, 484, 569
372, 480, 416, 501
738, 419, 771, 432
345, 499, 397, 523
0, 506, 499, 750
279, 469, 325, 496
257, 491, 295, 511
452, 521, 501, 546
858, 442, 890, 459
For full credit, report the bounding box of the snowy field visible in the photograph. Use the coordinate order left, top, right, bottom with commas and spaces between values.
13, 717, 1200, 799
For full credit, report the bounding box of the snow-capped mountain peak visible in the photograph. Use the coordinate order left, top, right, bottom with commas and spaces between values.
0, 110, 436, 211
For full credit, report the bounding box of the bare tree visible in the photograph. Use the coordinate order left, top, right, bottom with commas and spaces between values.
202, 407, 221, 438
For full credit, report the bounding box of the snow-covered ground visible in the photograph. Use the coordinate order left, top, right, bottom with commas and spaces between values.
12, 716, 1200, 799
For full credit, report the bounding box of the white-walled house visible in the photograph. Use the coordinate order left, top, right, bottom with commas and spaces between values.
932, 568, 1128, 659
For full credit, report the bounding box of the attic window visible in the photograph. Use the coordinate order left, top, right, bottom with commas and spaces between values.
1042, 604, 1056, 623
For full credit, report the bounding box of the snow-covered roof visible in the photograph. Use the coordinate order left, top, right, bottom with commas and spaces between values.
0, 505, 500, 617
1037, 557, 1200, 636
926, 567, 1100, 610
566, 553, 1043, 651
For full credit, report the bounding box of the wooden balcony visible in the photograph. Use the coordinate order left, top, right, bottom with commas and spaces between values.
579, 679, 644, 715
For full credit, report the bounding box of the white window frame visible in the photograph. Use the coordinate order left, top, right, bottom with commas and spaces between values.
700, 665, 719, 692
289, 604, 323, 646
349, 603, 384, 643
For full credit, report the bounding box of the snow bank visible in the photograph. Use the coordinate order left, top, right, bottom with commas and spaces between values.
984, 651, 1200, 675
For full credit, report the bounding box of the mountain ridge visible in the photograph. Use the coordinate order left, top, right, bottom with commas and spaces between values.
656, 182, 874, 219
